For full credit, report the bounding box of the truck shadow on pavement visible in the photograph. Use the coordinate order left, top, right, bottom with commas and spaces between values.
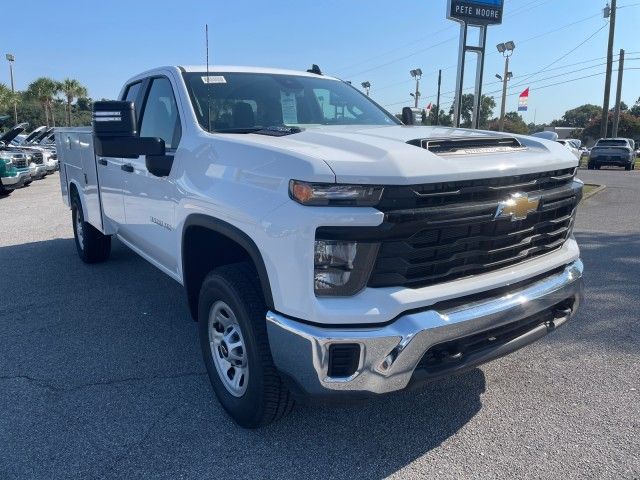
3, 229, 637, 479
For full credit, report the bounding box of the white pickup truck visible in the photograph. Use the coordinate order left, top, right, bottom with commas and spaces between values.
57, 65, 584, 428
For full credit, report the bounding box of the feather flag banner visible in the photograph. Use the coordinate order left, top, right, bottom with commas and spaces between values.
518, 88, 529, 112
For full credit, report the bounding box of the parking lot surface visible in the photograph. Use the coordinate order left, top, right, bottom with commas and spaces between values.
1, 170, 639, 480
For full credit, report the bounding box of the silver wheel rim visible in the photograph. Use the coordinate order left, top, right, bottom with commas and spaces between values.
75, 208, 84, 250
208, 301, 249, 397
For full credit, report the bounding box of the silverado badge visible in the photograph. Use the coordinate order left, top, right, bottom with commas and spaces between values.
495, 193, 540, 221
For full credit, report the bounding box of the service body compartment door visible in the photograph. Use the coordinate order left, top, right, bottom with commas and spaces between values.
56, 128, 105, 231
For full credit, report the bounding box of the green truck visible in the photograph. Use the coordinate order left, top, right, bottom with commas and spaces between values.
0, 153, 31, 196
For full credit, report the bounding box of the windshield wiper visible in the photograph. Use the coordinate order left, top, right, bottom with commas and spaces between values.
213, 126, 303, 136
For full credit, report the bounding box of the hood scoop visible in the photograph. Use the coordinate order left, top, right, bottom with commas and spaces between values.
407, 136, 525, 155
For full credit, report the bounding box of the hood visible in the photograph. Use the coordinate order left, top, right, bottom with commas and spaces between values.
236, 125, 578, 185
22, 126, 48, 145
0, 123, 29, 144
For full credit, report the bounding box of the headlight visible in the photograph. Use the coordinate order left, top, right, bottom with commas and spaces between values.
314, 240, 378, 296
290, 180, 383, 206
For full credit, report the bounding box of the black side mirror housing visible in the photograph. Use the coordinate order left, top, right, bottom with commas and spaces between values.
402, 107, 415, 125
92, 100, 166, 159
145, 154, 174, 177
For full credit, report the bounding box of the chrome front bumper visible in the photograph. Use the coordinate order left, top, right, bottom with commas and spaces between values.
266, 260, 584, 396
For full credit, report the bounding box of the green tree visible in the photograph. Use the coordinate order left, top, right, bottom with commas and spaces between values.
451, 94, 496, 128
582, 112, 640, 142
427, 108, 453, 127
25, 77, 59, 127
630, 97, 640, 118
59, 78, 88, 126
487, 112, 529, 134
551, 104, 602, 128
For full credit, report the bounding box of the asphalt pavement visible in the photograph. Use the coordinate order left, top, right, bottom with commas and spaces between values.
0, 169, 638, 480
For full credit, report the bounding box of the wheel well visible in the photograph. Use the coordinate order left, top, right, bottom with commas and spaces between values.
182, 223, 273, 320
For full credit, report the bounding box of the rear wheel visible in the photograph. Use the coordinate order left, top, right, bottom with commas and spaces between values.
625, 162, 632, 171
71, 194, 111, 263
198, 262, 294, 428
0, 185, 11, 197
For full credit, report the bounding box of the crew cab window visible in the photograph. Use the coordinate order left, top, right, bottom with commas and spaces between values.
139, 77, 181, 150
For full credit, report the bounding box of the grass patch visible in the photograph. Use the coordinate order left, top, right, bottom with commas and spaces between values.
583, 184, 599, 196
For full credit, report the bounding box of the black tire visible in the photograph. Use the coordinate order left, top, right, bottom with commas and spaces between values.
587, 163, 594, 170
71, 193, 111, 263
625, 162, 632, 171
0, 187, 11, 197
198, 262, 294, 428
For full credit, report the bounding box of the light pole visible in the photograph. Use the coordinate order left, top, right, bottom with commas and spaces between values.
496, 41, 515, 132
361, 81, 371, 96
410, 68, 422, 109
5, 53, 17, 125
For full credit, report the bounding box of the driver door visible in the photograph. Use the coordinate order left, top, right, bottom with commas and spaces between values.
119, 76, 182, 275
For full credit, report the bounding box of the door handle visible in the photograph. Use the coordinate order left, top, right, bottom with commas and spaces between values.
98, 159, 108, 166
121, 164, 134, 173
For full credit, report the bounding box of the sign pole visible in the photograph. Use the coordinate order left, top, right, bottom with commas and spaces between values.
447, 0, 504, 129
453, 22, 468, 128
472, 25, 487, 129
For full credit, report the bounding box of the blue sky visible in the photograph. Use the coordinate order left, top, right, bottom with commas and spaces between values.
2, 0, 638, 123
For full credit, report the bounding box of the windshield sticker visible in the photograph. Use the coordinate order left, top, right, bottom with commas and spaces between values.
281, 91, 298, 124
201, 75, 227, 84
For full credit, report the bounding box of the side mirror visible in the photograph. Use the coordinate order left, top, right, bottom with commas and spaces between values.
402, 107, 415, 125
92, 100, 166, 159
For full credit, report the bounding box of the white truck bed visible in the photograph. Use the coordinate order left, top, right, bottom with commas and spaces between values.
55, 127, 106, 232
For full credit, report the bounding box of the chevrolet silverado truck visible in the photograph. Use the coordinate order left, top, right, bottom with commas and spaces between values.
588, 138, 636, 170
56, 65, 584, 428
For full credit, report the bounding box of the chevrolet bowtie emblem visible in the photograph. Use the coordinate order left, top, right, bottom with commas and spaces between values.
495, 193, 540, 221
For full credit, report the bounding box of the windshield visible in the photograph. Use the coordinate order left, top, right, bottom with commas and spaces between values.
182, 72, 399, 132
596, 139, 628, 147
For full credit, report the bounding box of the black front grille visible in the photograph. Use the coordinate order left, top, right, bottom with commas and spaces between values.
12, 158, 27, 169
366, 169, 580, 289
31, 152, 44, 165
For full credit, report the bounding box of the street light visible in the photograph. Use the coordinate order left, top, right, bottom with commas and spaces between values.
361, 81, 371, 96
410, 68, 422, 108
496, 41, 516, 131
5, 53, 17, 124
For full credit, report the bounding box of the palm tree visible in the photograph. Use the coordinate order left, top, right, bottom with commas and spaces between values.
26, 77, 59, 126
59, 78, 88, 126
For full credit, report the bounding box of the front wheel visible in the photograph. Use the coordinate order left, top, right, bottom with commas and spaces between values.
71, 194, 111, 263
198, 262, 294, 428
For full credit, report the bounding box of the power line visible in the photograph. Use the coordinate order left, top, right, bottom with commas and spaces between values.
509, 22, 610, 89
334, 0, 577, 79
351, 8, 609, 98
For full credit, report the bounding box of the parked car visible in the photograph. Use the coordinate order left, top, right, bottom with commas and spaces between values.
588, 138, 636, 170
0, 153, 31, 196
556, 140, 581, 160
57, 65, 584, 428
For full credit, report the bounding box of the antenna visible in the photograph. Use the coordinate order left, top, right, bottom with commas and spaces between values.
206, 24, 211, 132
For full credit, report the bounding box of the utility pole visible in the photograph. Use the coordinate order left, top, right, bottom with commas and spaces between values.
410, 69, 422, 109
6, 54, 17, 125
612, 49, 625, 137
600, 0, 616, 139
435, 69, 442, 126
